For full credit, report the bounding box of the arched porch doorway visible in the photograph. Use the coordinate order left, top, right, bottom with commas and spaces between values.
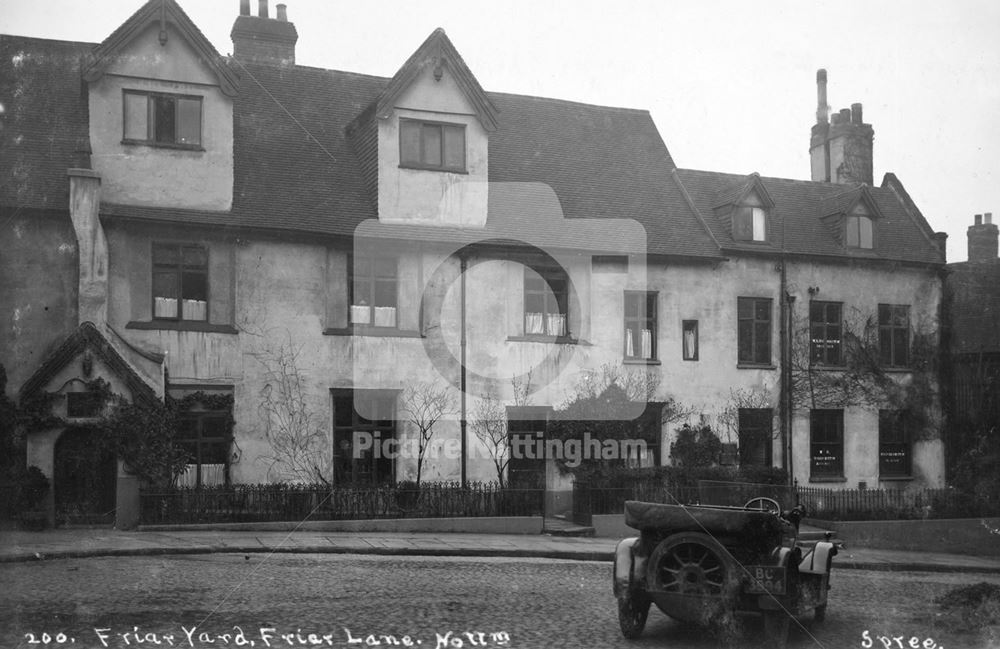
53, 427, 116, 526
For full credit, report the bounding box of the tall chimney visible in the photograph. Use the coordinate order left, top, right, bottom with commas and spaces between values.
809, 69, 874, 185
816, 69, 829, 124
231, 0, 298, 65
968, 212, 999, 263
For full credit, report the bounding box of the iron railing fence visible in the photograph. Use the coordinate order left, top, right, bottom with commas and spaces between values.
573, 479, 1000, 522
140, 481, 544, 525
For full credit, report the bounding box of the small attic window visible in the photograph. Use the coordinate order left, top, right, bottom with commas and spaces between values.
846, 204, 873, 249
399, 119, 465, 172
124, 90, 202, 148
734, 206, 767, 242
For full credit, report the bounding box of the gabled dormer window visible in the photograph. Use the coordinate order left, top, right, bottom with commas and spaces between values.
399, 119, 466, 172
124, 90, 202, 148
845, 204, 874, 249
734, 206, 767, 242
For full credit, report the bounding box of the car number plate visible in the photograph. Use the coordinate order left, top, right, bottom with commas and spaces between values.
746, 566, 786, 595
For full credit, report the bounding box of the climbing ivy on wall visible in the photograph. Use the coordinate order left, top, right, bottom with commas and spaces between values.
789, 308, 940, 441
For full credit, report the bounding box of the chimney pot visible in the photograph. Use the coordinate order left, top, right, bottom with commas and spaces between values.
276, 3, 287, 21
987, 212, 994, 224
975, 214, 983, 225
239, 0, 250, 15
851, 102, 863, 125
839, 108, 851, 123
258, 0, 268, 18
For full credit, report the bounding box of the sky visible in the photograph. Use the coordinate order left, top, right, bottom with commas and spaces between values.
4, 0, 999, 262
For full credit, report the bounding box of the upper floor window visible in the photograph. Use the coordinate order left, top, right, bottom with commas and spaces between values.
682, 320, 699, 361
624, 291, 657, 360
737, 297, 771, 365
733, 206, 767, 242
524, 266, 568, 337
153, 243, 208, 321
350, 256, 397, 327
124, 91, 202, 148
399, 119, 465, 172
810, 301, 843, 366
846, 215, 874, 249
878, 304, 910, 367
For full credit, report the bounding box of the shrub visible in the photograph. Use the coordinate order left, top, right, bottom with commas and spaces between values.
669, 424, 722, 468
0, 465, 49, 524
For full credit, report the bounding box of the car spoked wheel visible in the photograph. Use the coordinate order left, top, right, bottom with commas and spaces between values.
617, 591, 650, 639
656, 540, 727, 596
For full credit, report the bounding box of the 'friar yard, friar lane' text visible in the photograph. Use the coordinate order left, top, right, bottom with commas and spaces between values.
49, 626, 512, 648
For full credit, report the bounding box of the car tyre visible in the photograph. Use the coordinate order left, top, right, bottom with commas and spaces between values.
618, 591, 650, 640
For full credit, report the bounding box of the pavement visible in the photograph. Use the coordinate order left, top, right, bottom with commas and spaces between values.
1, 527, 999, 573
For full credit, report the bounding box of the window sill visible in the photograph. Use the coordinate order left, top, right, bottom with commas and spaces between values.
878, 475, 914, 482
324, 327, 423, 338
810, 364, 848, 371
508, 335, 579, 345
623, 358, 660, 365
881, 367, 913, 374
737, 363, 776, 370
121, 139, 205, 152
808, 476, 847, 483
127, 320, 238, 334
398, 163, 468, 175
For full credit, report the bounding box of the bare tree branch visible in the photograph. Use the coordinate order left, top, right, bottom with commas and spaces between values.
399, 381, 458, 486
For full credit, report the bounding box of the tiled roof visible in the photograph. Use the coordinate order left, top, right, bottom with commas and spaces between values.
673, 168, 943, 264
0, 35, 92, 212
0, 31, 940, 266
0, 34, 722, 259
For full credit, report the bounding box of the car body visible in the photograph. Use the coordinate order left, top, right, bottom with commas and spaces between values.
612, 499, 837, 647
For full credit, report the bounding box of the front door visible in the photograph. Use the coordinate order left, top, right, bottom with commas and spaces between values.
53, 427, 116, 526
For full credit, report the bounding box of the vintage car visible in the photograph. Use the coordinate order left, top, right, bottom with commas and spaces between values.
612, 498, 837, 647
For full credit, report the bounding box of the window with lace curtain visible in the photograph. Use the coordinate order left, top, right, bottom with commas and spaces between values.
350, 256, 397, 328
152, 243, 208, 321
624, 291, 657, 360
523, 266, 568, 337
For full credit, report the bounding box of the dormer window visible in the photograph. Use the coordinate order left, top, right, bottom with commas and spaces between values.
734, 206, 767, 242
846, 209, 874, 249
124, 90, 202, 148
399, 119, 465, 172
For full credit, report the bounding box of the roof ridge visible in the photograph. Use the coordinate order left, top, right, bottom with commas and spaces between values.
488, 90, 650, 114
230, 57, 391, 82
677, 167, 869, 190
0, 34, 95, 48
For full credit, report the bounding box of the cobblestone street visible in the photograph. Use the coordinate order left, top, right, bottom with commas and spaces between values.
1, 554, 997, 649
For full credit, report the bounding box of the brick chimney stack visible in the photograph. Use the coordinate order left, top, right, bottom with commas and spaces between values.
968, 212, 999, 263
231, 0, 298, 66
809, 69, 874, 185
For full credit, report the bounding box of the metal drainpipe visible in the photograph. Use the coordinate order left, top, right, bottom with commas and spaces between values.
779, 259, 792, 486
460, 255, 468, 488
